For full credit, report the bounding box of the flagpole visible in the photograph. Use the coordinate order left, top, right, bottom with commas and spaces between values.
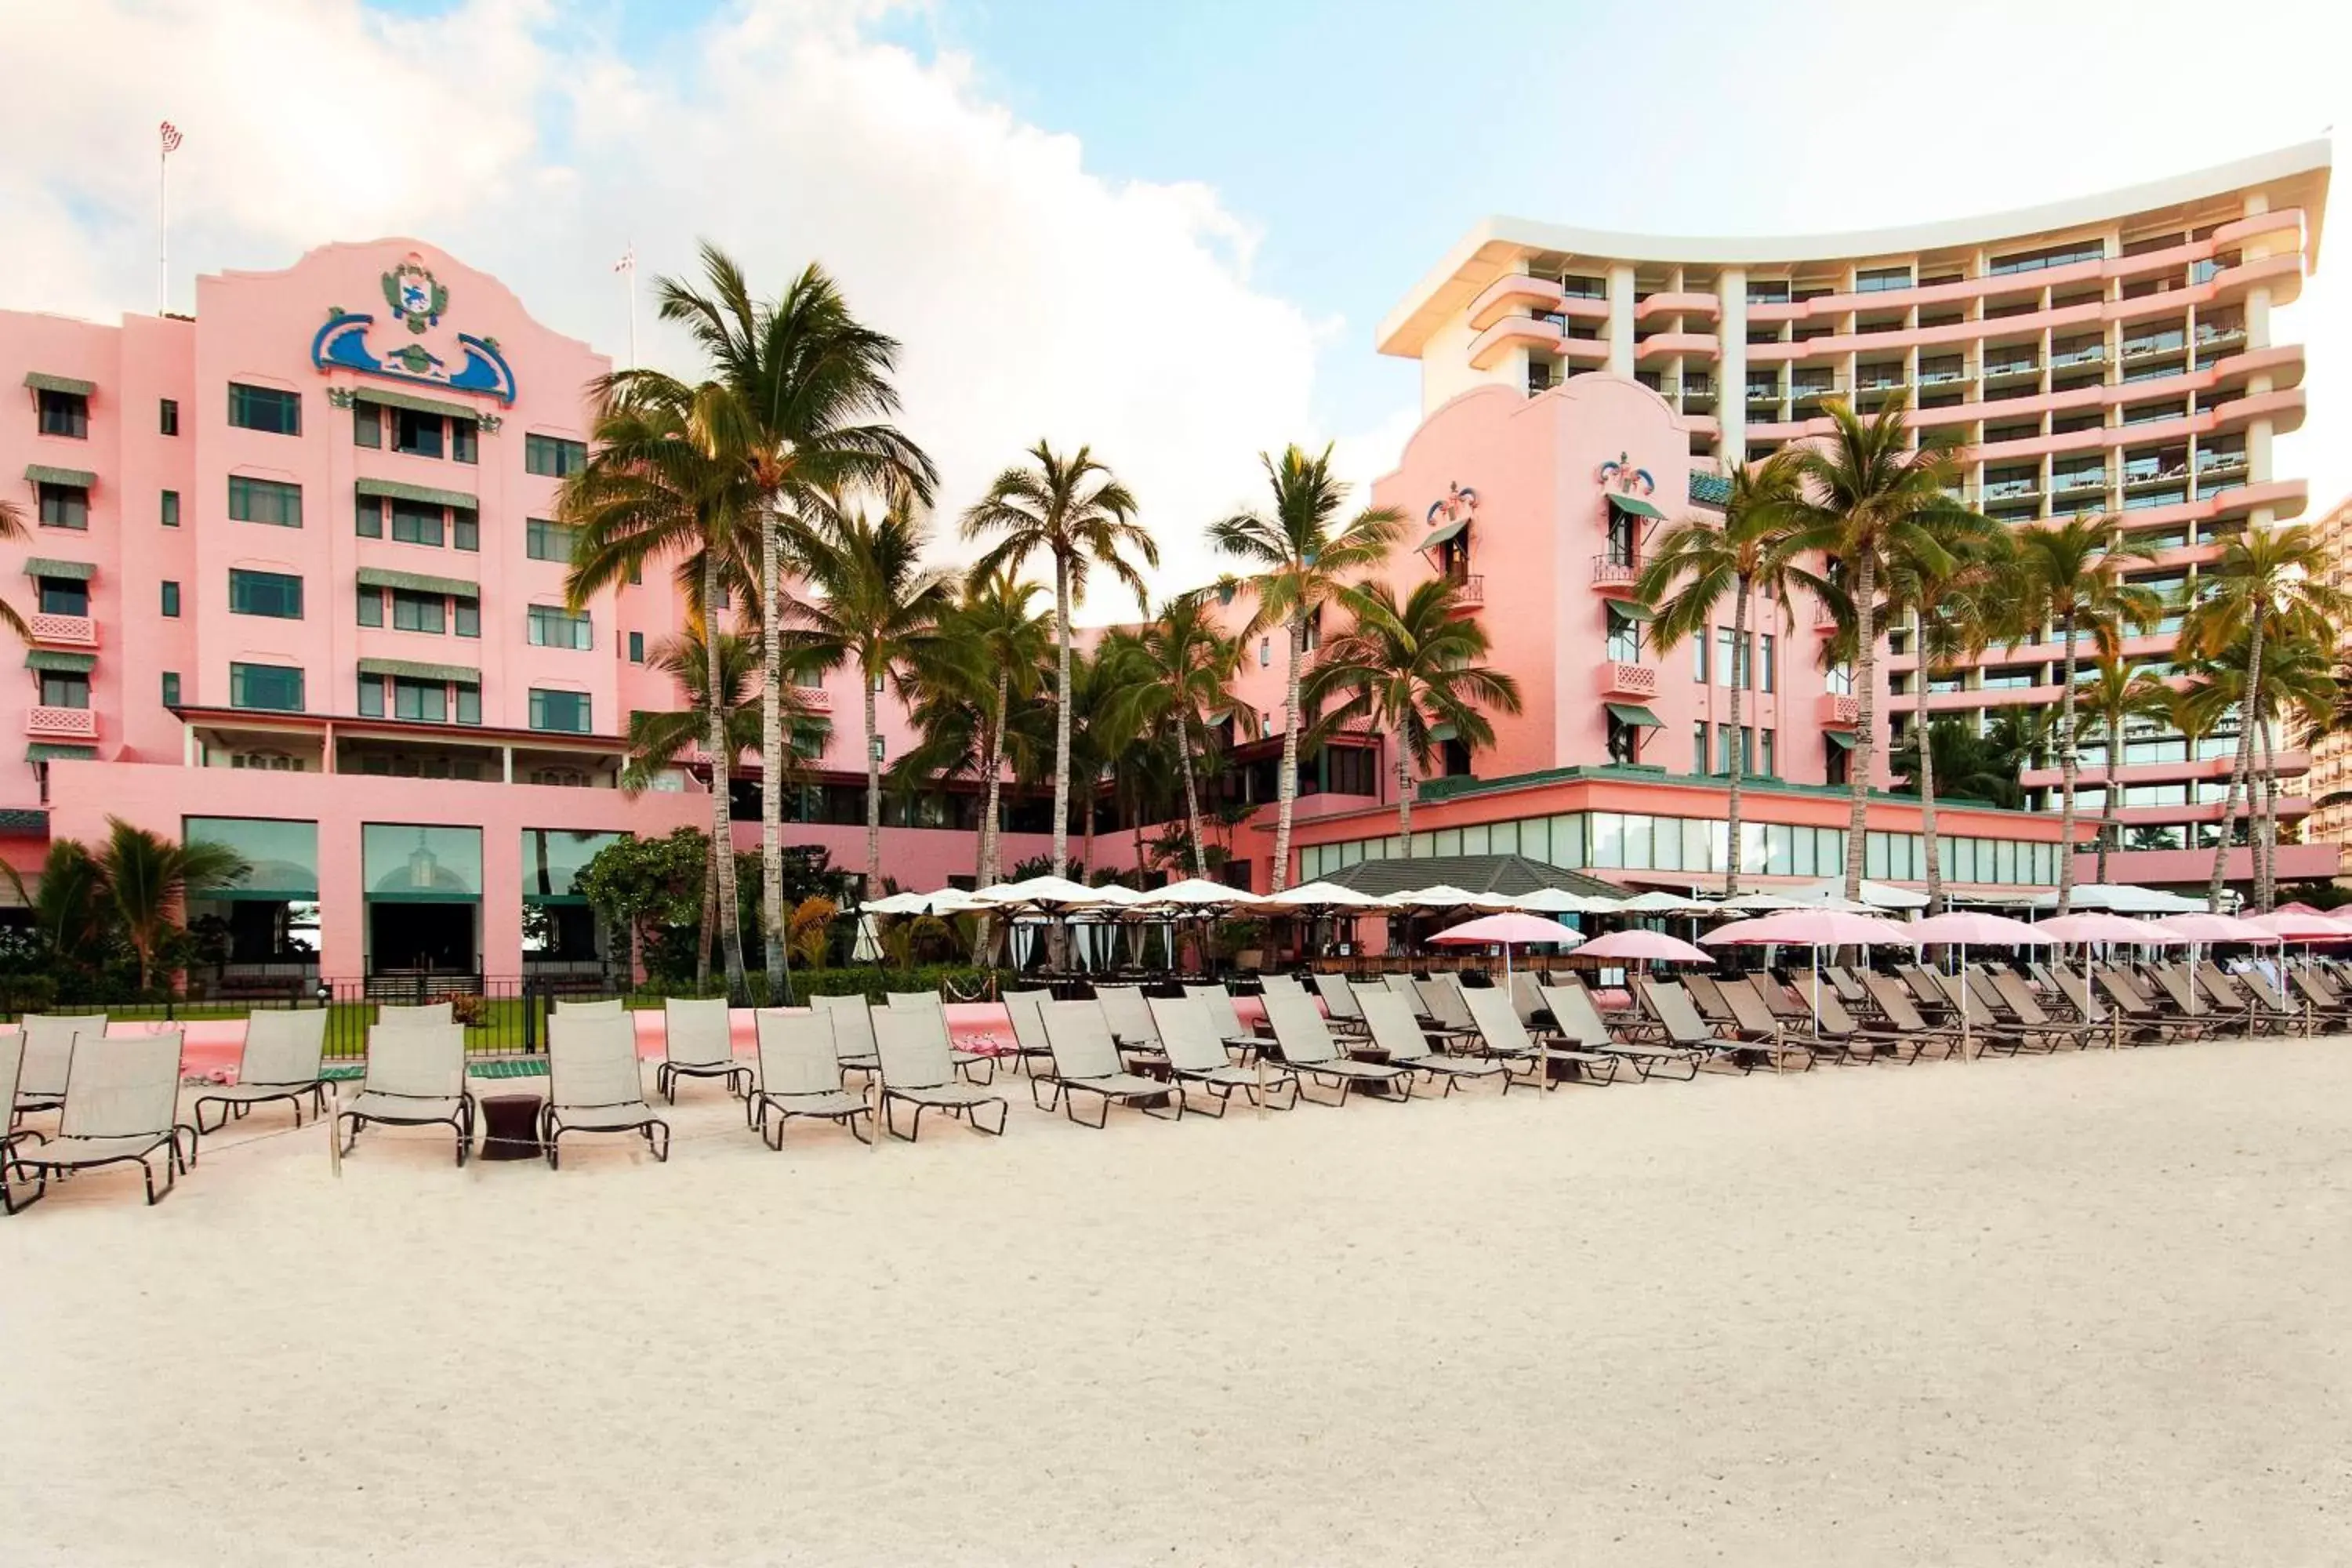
158, 139, 168, 314
615, 243, 637, 369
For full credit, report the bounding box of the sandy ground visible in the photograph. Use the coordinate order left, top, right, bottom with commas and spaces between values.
5, 1039, 2350, 1567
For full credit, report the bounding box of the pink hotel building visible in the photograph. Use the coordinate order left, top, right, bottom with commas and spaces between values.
0, 144, 2325, 980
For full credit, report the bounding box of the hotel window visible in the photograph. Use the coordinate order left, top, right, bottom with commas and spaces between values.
37, 481, 89, 530
162, 488, 180, 527
229, 475, 303, 527
36, 576, 87, 615
524, 433, 588, 477
37, 389, 89, 438
162, 671, 180, 707
357, 675, 385, 718
1759, 633, 1775, 691
529, 688, 592, 734
159, 397, 179, 437
1855, 264, 1912, 293
452, 419, 477, 465
40, 670, 91, 708
228, 568, 304, 619
1990, 239, 2104, 275
354, 402, 382, 448
1604, 605, 1642, 663
230, 662, 305, 712
525, 517, 578, 563
1692, 722, 1708, 775
393, 408, 444, 459
390, 500, 444, 547
628, 630, 645, 663
528, 604, 593, 650
394, 677, 448, 723
455, 596, 481, 637
455, 683, 481, 724
1259, 638, 1271, 667
1759, 730, 1776, 777
391, 590, 446, 634
1692, 630, 1708, 683
358, 588, 383, 627
452, 508, 479, 552
1715, 629, 1751, 688
357, 495, 383, 538
161, 580, 181, 617
227, 383, 301, 435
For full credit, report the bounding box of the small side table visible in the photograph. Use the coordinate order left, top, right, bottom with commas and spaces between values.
478, 1093, 545, 1161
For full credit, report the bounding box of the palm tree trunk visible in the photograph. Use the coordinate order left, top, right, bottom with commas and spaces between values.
760, 509, 786, 997
1179, 720, 1208, 880
1726, 586, 1748, 896
1271, 615, 1305, 891
1052, 558, 1073, 877
2257, 703, 2280, 912
2098, 706, 2119, 886
982, 669, 1008, 887
1393, 718, 1415, 852
1913, 610, 1943, 914
695, 832, 717, 989
2057, 619, 2081, 913
1842, 548, 1878, 902
863, 661, 882, 893
1082, 776, 1098, 877
2207, 612, 2264, 909
703, 551, 748, 997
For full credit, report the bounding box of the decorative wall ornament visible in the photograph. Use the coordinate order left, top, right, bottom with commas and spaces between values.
325, 388, 355, 408
309, 251, 518, 405
1597, 451, 1656, 495
1425, 481, 1479, 529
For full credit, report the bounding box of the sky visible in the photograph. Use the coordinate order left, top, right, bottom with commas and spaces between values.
2, 0, 2346, 619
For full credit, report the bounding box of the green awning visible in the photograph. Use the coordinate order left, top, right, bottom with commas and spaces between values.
1428, 722, 1457, 744
1607, 492, 1666, 521
354, 477, 477, 510
25, 650, 95, 673
25, 744, 96, 763
354, 387, 477, 421
357, 657, 481, 684
356, 566, 479, 598
1418, 518, 1468, 553
24, 372, 94, 397
1606, 600, 1655, 622
25, 464, 96, 488
1825, 729, 1859, 750
24, 557, 94, 581
1605, 702, 1664, 729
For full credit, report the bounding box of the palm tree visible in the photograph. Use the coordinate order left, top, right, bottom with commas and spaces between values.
1304, 578, 1523, 853
2004, 517, 2159, 913
1781, 392, 1973, 902
2179, 523, 2352, 910
1107, 591, 1255, 880
1210, 445, 1406, 890
561, 376, 761, 996
96, 818, 248, 993
796, 505, 957, 893
1883, 511, 2009, 911
961, 442, 1153, 883
1890, 718, 2028, 810
652, 245, 935, 998
2076, 654, 2176, 885
897, 573, 1054, 890
2196, 611, 2337, 906
1635, 454, 1806, 895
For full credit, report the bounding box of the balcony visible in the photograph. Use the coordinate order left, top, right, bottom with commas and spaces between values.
1981, 359, 2042, 386
27, 612, 97, 647
792, 685, 833, 714
1813, 601, 1840, 635
2194, 327, 2247, 356
1445, 573, 1485, 611
1597, 661, 1659, 699
2050, 470, 2110, 496
1591, 556, 1641, 594
26, 706, 97, 740
2049, 346, 2107, 372
1818, 693, 1860, 727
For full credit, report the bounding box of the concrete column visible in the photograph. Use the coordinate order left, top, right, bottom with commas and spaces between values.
1606, 263, 1636, 379
2245, 284, 2272, 350
482, 825, 524, 979
318, 812, 366, 984
1719, 267, 1748, 463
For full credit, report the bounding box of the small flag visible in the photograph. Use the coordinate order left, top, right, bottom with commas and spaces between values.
612, 247, 635, 274
159, 120, 183, 155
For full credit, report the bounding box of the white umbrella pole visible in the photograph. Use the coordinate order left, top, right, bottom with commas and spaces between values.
1809, 947, 1820, 1040
1960, 942, 1970, 1062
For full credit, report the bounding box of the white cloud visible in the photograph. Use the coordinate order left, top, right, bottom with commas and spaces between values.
0, 0, 1403, 619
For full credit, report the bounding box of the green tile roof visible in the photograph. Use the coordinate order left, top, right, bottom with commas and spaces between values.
24, 557, 94, 581
25, 650, 96, 673
24, 743, 96, 763
356, 566, 478, 598
354, 477, 477, 510
25, 464, 96, 488
354, 387, 478, 420
24, 372, 94, 397
356, 657, 481, 684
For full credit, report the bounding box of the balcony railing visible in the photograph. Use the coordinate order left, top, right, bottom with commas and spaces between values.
1983, 479, 2042, 501
1446, 574, 1486, 609
2051, 471, 2110, 493
1597, 661, 1659, 699
2049, 346, 2107, 369
27, 612, 97, 646
2122, 334, 2187, 359
2123, 463, 2190, 490
1982, 360, 2042, 381
1591, 556, 1641, 592
26, 706, 98, 739
1818, 693, 1860, 726
791, 685, 833, 713
2194, 327, 2247, 352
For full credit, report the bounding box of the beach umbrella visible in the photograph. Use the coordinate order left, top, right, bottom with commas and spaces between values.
1509, 887, 1613, 914
1703, 910, 1920, 1043
1427, 910, 1584, 978
2242, 910, 2352, 941
1132, 877, 1245, 909
1573, 929, 1713, 966
1711, 891, 1813, 913
1788, 877, 1927, 911
1380, 884, 1519, 911
2147, 913, 2280, 944
1244, 880, 1391, 966
1614, 889, 1710, 914
2036, 912, 2189, 1050
1904, 911, 2054, 1060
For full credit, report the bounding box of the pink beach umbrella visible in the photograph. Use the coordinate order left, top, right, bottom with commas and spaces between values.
1573, 929, 1714, 966
1428, 910, 1584, 978
2242, 910, 2352, 942
2147, 913, 2281, 945
1903, 913, 2053, 1060
2036, 912, 2188, 1051
1705, 909, 1923, 1047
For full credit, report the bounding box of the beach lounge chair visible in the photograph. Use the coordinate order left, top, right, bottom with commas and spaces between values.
1310, 973, 1370, 1035
873, 1007, 1007, 1140
1146, 996, 1298, 1114
886, 991, 996, 1083
193, 1009, 331, 1133
543, 1014, 669, 1167
1356, 989, 1505, 1094
1925, 969, 2053, 1056
1856, 972, 1965, 1061
1092, 985, 1165, 1056
1821, 964, 1872, 1007
1795, 983, 1913, 1064
2190, 963, 2296, 1036
1483, 981, 1619, 1089
5, 1031, 193, 1210
336, 1024, 475, 1166
1984, 970, 2100, 1049
1507, 971, 1549, 1027
2287, 967, 2352, 1026
552, 997, 626, 1019
1411, 974, 1483, 1047
13, 1014, 85, 1117
2095, 968, 2209, 1043
2146, 964, 2245, 1039
808, 993, 880, 1075
1642, 978, 1784, 1076
998, 988, 1057, 1076
659, 997, 752, 1102
2221, 964, 2318, 1033
1036, 1000, 1185, 1127
1259, 989, 1412, 1106
1258, 973, 1305, 998
1534, 978, 1704, 1080
1183, 984, 1265, 1057
0, 1030, 33, 1154
376, 1001, 453, 1027
1457, 982, 1618, 1091
1711, 978, 1823, 1071
748, 1010, 873, 1149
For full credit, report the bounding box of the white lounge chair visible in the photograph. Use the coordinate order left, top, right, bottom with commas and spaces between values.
13, 1014, 85, 1117
1259, 990, 1411, 1106
1000, 988, 1056, 1076
1145, 996, 1298, 1114
7, 1031, 194, 1208
873, 1007, 1007, 1141
1091, 985, 1163, 1055
1181, 984, 1263, 1056
193, 1009, 331, 1134
376, 1001, 454, 1028
1035, 1000, 1185, 1127
658, 997, 751, 1102
552, 997, 626, 1019
750, 1010, 873, 1149
1356, 989, 1504, 1094
336, 1024, 475, 1166
812, 993, 880, 1077
543, 1014, 669, 1167
886, 991, 996, 1083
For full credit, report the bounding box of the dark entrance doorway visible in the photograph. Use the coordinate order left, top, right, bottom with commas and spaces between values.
368, 902, 475, 974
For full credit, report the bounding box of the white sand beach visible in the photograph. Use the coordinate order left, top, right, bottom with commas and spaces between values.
5, 1040, 2350, 1566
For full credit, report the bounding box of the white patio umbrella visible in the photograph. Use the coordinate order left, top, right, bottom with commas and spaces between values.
1711, 891, 1813, 913
1788, 877, 1928, 911
1509, 887, 1614, 915
1615, 890, 1711, 915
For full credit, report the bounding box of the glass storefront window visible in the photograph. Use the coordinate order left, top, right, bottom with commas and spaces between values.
364, 824, 484, 900
524, 829, 622, 902
183, 816, 320, 899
